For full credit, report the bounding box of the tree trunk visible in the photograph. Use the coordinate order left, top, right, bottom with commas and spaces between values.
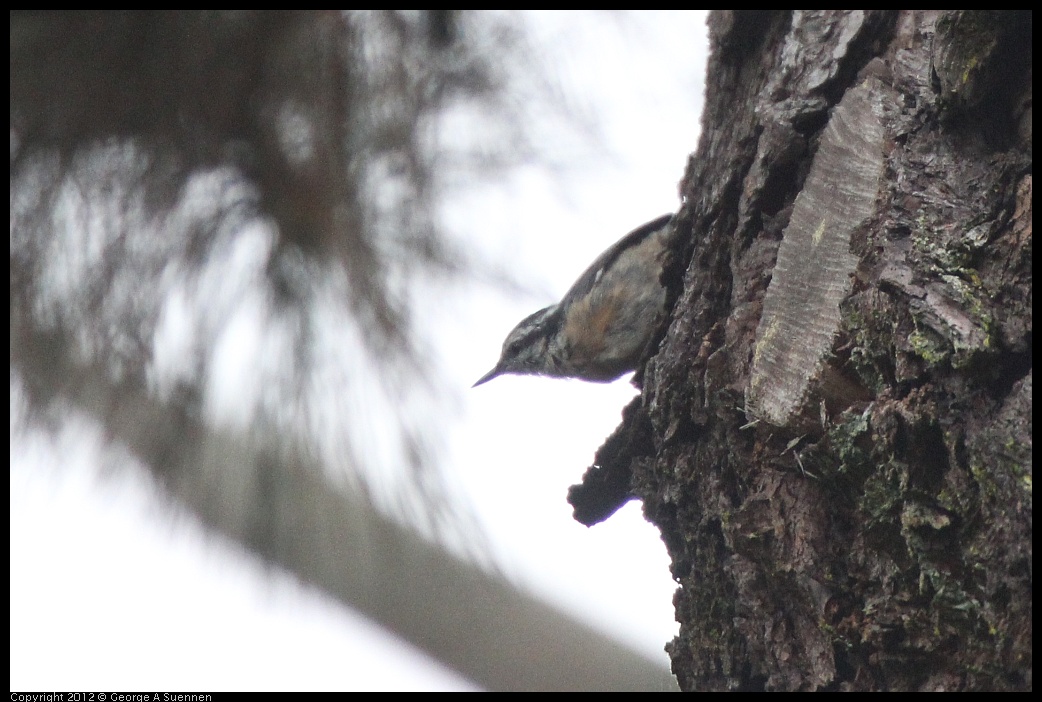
573, 10, 1031, 691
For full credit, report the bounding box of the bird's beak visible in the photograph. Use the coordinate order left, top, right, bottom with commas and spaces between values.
472, 364, 504, 388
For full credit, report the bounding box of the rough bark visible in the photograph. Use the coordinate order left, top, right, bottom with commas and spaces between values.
574, 10, 1031, 691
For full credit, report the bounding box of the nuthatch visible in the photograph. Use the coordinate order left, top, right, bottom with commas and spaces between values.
474, 213, 674, 386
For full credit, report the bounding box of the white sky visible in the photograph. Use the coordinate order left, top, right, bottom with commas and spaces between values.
10, 11, 709, 691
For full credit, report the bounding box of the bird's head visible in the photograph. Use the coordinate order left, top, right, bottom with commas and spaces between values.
473, 305, 562, 386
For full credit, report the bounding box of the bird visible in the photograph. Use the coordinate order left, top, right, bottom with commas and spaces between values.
474, 213, 674, 386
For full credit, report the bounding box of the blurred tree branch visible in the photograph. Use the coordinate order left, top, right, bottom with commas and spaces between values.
10, 10, 675, 690
11, 310, 675, 691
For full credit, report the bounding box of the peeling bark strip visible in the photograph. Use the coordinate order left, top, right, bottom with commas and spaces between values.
748, 79, 885, 428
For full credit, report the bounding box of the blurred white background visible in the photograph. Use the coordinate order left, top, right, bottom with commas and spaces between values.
10, 11, 709, 691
